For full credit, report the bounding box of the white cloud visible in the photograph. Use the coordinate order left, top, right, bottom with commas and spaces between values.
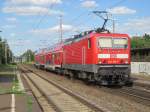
116, 17, 150, 35
9, 39, 31, 46
10, 33, 16, 37
32, 24, 74, 35
2, 6, 63, 16
6, 17, 17, 22
7, 0, 62, 5
108, 6, 136, 14
81, 0, 98, 8
2, 24, 16, 29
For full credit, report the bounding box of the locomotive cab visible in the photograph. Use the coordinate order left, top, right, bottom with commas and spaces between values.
97, 36, 129, 64
94, 34, 132, 86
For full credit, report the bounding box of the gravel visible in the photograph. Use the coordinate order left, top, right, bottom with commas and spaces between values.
132, 73, 150, 81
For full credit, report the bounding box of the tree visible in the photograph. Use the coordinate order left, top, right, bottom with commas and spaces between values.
0, 37, 13, 65
21, 49, 35, 62
143, 33, 150, 40
131, 34, 150, 48
0, 37, 2, 64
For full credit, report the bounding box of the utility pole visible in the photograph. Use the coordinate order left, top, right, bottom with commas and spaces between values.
59, 15, 63, 43
29, 53, 31, 62
112, 19, 115, 33
109, 13, 115, 33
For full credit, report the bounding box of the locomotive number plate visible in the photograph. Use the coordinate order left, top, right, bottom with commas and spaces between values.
110, 54, 117, 58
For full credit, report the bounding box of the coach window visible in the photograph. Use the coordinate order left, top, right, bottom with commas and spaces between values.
88, 38, 91, 49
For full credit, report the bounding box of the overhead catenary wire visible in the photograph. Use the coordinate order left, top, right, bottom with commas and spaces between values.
108, 0, 127, 9
33, 0, 128, 49
71, 0, 127, 24
66, 0, 128, 35
31, 3, 57, 50
32, 0, 76, 32
33, 4, 54, 31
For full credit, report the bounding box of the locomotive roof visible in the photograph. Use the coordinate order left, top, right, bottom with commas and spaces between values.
63, 30, 95, 45
63, 31, 129, 45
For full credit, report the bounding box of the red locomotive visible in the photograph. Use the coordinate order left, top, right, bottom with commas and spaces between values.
34, 11, 132, 86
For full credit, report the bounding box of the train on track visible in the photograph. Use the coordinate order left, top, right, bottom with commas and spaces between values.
34, 11, 133, 86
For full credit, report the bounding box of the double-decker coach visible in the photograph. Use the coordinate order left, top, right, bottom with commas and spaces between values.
35, 49, 46, 69
44, 43, 63, 72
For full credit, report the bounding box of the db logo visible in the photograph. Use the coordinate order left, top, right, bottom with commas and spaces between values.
110, 54, 116, 58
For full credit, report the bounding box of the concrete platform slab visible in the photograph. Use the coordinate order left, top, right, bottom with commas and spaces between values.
0, 94, 11, 112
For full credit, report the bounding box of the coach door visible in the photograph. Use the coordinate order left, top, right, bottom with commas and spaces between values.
82, 47, 86, 64
52, 54, 55, 65
63, 50, 66, 64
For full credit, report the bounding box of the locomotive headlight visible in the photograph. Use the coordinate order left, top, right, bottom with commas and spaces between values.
125, 60, 128, 64
99, 59, 102, 64
99, 61, 102, 64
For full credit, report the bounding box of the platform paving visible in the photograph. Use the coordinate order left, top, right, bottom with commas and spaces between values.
0, 65, 42, 112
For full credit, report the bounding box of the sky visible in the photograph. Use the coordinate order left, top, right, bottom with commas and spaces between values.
0, 0, 150, 56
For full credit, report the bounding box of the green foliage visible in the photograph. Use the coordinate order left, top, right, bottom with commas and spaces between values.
0, 37, 13, 65
131, 33, 150, 48
21, 49, 35, 62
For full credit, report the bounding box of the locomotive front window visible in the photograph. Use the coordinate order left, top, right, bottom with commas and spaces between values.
98, 38, 112, 48
113, 38, 128, 48
98, 37, 128, 49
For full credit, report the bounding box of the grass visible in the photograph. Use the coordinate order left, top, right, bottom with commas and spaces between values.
27, 95, 33, 112
0, 64, 16, 68
0, 74, 20, 94
0, 64, 16, 72
22, 62, 34, 65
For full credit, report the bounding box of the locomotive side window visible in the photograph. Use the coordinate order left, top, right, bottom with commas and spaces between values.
98, 38, 112, 48
88, 38, 91, 49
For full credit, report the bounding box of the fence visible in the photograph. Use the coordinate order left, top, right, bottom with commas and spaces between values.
131, 62, 150, 75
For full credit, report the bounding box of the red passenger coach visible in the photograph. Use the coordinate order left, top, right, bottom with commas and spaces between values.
35, 43, 63, 71
35, 49, 46, 68
44, 43, 63, 72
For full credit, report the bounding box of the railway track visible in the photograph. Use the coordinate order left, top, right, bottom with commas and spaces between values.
20, 65, 107, 112
20, 64, 150, 110
22, 72, 56, 112
117, 87, 150, 106
96, 85, 150, 107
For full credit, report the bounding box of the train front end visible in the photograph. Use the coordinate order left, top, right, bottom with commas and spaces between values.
95, 33, 132, 85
